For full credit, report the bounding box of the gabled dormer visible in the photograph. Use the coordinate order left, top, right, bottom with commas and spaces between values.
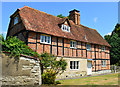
60, 18, 71, 32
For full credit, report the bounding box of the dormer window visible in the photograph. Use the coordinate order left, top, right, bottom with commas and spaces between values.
61, 24, 70, 32
14, 15, 18, 25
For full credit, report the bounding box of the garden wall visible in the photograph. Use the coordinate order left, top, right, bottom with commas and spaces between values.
1, 53, 41, 85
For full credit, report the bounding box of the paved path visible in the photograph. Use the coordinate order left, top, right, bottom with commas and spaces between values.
56, 72, 120, 81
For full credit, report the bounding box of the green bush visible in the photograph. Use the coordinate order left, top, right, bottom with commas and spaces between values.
42, 70, 56, 84
55, 81, 61, 84
1, 36, 40, 58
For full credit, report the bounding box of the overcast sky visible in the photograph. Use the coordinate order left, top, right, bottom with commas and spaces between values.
1, 2, 118, 38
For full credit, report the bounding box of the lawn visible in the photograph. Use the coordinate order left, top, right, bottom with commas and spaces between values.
58, 73, 119, 85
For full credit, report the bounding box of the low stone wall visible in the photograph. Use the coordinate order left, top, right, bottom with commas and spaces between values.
1, 53, 41, 85
92, 70, 111, 75
56, 57, 87, 79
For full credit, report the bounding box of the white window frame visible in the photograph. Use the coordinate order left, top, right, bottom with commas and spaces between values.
101, 60, 106, 67
86, 44, 91, 51
70, 61, 79, 70
70, 40, 77, 49
14, 15, 19, 25
61, 24, 70, 32
40, 34, 51, 44
101, 46, 105, 52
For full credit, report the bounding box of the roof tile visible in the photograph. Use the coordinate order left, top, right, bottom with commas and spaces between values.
18, 6, 110, 47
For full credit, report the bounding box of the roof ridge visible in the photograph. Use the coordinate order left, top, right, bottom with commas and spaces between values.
19, 6, 63, 20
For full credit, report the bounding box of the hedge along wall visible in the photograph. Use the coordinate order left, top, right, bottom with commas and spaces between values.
1, 52, 41, 85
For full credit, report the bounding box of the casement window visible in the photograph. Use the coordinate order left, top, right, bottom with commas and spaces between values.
101, 46, 105, 52
70, 61, 79, 70
61, 24, 70, 32
86, 44, 91, 51
70, 40, 77, 49
14, 15, 18, 25
101, 60, 106, 67
40, 35, 51, 44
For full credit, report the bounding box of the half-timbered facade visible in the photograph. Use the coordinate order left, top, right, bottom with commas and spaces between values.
7, 6, 111, 78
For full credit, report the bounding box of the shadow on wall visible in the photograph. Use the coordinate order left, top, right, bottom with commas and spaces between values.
1, 53, 41, 85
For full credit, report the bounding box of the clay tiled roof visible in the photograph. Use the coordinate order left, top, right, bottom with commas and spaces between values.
18, 6, 110, 47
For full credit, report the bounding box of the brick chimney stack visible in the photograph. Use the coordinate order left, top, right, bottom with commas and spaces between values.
69, 9, 80, 25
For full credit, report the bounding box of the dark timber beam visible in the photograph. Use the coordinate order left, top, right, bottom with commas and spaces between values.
36, 33, 37, 51
62, 38, 64, 56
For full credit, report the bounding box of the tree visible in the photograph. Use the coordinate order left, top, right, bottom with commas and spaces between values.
112, 23, 120, 37
57, 14, 65, 18
57, 14, 69, 19
108, 33, 120, 66
104, 24, 120, 66
40, 52, 67, 84
104, 35, 111, 43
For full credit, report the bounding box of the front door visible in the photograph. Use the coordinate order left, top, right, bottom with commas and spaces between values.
87, 61, 92, 75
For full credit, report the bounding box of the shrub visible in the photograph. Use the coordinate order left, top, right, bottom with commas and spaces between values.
1, 36, 40, 58
42, 70, 56, 84
55, 81, 61, 85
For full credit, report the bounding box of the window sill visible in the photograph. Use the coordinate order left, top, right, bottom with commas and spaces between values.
87, 49, 91, 51
70, 47, 77, 49
101, 66, 106, 67
70, 69, 79, 71
40, 42, 51, 45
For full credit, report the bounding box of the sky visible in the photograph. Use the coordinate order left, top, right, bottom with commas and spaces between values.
1, 2, 118, 38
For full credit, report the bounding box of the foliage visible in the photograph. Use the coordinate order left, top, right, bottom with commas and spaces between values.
1, 36, 40, 58
55, 81, 61, 85
108, 33, 120, 66
104, 24, 120, 66
57, 14, 65, 18
42, 69, 56, 84
57, 14, 69, 19
104, 35, 111, 43
112, 23, 120, 37
40, 52, 67, 84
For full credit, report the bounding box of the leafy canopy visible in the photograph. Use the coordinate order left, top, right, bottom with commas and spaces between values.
57, 14, 70, 19
104, 23, 120, 66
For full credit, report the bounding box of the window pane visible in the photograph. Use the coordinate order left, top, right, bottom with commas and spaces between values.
74, 61, 75, 69
70, 41, 72, 47
14, 16, 18, 25
87, 44, 91, 50
45, 36, 47, 42
73, 42, 74, 47
77, 61, 79, 69
65, 25, 66, 30
41, 35, 44, 42
48, 36, 50, 43
70, 61, 72, 69
63, 25, 64, 30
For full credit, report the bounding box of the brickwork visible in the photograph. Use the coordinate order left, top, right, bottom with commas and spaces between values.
26, 32, 110, 72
